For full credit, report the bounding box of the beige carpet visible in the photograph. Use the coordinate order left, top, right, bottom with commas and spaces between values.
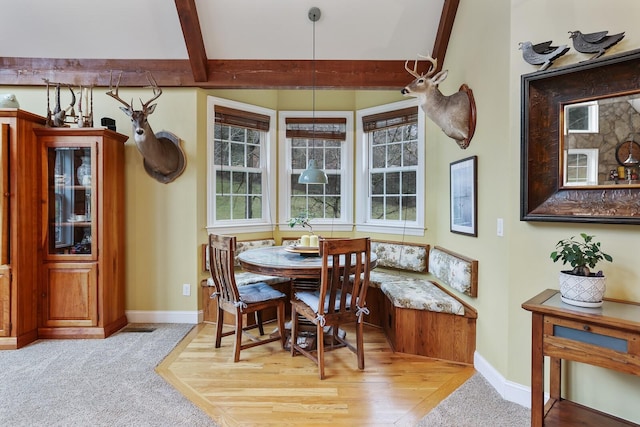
0, 324, 216, 427
416, 373, 530, 426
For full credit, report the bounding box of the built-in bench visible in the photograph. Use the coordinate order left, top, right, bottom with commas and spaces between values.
365, 240, 478, 364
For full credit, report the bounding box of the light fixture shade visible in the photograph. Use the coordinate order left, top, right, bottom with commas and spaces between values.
298, 159, 328, 184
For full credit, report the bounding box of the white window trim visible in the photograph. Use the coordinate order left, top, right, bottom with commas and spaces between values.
564, 101, 599, 134
563, 148, 599, 186
206, 96, 277, 234
355, 99, 425, 236
278, 110, 354, 233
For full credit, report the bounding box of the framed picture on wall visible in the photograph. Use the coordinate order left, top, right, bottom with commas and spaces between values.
450, 156, 477, 236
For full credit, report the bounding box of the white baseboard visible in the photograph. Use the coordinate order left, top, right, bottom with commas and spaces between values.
125, 310, 203, 324
474, 351, 538, 409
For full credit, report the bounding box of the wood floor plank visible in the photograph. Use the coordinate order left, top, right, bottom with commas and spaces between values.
157, 322, 474, 426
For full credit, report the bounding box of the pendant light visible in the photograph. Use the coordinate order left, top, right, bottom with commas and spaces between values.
298, 6, 328, 185
623, 140, 639, 166
624, 113, 639, 166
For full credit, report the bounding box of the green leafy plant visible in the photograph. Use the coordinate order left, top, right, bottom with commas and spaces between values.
288, 212, 313, 233
550, 233, 613, 276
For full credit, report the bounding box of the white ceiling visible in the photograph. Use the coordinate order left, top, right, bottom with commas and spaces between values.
1, 0, 445, 61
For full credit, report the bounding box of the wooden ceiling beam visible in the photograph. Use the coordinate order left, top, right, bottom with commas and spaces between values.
174, 0, 209, 82
0, 58, 427, 90
432, 0, 459, 72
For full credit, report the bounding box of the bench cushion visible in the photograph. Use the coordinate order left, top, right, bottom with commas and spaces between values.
371, 241, 428, 273
368, 270, 415, 289
381, 278, 465, 315
428, 246, 477, 297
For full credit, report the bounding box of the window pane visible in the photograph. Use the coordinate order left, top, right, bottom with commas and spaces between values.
216, 195, 231, 220
371, 196, 384, 219
231, 195, 246, 218
230, 127, 245, 142
214, 140, 229, 166
372, 145, 386, 168
386, 172, 400, 194
291, 196, 307, 215
386, 196, 400, 220
404, 140, 418, 166
402, 171, 416, 194
387, 144, 402, 167
230, 142, 245, 167
249, 196, 261, 219
402, 196, 417, 221
232, 171, 246, 193
371, 173, 384, 195
326, 196, 341, 219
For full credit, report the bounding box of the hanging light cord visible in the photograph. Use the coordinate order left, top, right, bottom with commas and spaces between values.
311, 14, 317, 166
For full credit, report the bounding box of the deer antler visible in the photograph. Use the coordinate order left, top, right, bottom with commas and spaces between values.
105, 70, 132, 110
140, 71, 162, 112
404, 54, 438, 78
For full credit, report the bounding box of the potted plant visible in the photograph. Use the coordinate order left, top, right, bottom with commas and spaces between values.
550, 233, 613, 307
288, 212, 313, 234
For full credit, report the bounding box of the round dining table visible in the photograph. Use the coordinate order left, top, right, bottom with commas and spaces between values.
237, 245, 377, 279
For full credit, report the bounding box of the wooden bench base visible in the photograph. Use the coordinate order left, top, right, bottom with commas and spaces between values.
367, 287, 476, 364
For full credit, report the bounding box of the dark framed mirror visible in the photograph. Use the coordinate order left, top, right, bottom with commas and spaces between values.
521, 48, 640, 224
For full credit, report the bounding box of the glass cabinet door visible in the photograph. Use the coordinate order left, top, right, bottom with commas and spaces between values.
46, 145, 95, 258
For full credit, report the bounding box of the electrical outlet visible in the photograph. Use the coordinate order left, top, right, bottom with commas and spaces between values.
182, 283, 191, 296
496, 218, 504, 237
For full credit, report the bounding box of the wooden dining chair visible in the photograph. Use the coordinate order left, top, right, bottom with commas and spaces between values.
208, 233, 287, 362
290, 237, 372, 379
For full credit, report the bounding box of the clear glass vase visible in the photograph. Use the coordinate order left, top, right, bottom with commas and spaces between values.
76, 155, 91, 185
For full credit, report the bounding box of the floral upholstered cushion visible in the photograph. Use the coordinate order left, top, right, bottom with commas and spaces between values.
371, 241, 428, 273
428, 246, 476, 297
234, 239, 277, 267
368, 270, 416, 289
380, 279, 465, 315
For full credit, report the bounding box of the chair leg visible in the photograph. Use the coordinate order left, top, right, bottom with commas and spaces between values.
317, 321, 325, 380
277, 301, 286, 349
356, 320, 365, 370
255, 311, 265, 336
233, 312, 243, 362
290, 309, 298, 357
215, 306, 224, 348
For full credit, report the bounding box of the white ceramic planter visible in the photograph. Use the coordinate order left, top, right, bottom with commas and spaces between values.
559, 271, 606, 308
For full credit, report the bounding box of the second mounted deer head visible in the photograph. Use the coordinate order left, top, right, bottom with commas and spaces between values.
401, 54, 476, 149
106, 71, 186, 183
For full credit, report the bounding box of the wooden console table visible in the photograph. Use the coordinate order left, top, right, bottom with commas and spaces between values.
522, 289, 640, 427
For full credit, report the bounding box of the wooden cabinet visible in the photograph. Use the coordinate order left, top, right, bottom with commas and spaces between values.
36, 128, 128, 339
0, 110, 46, 349
522, 289, 640, 427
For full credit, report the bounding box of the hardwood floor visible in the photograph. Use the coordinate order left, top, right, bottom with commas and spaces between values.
157, 322, 475, 426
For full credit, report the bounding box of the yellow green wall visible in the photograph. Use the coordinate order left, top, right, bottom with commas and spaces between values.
3, 0, 640, 421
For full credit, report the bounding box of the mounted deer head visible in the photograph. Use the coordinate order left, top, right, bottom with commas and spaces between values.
106, 71, 186, 183
401, 54, 476, 149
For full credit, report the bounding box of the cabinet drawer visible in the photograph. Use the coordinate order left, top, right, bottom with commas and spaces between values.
543, 316, 640, 374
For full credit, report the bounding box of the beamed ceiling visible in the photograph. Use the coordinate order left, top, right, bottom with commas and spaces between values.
0, 0, 458, 90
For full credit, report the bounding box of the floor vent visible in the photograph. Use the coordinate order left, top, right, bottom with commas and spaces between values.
121, 327, 157, 333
